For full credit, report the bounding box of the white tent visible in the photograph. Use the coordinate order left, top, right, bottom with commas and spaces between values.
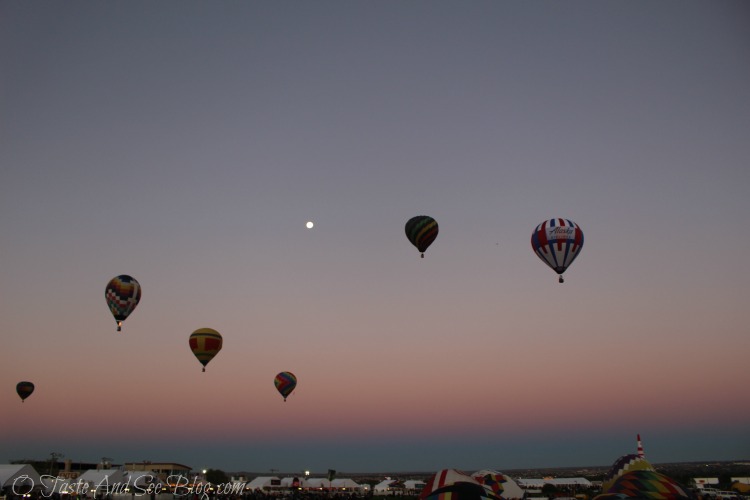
280, 476, 307, 488
245, 476, 281, 491
517, 477, 591, 489
332, 478, 362, 491
122, 471, 166, 489
76, 469, 129, 495
404, 480, 426, 494
41, 477, 79, 495
373, 479, 404, 495
305, 478, 333, 489
0, 464, 43, 492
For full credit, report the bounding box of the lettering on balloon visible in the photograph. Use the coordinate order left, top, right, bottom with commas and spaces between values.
547, 227, 575, 238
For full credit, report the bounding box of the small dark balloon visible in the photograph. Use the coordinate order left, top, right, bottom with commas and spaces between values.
405, 215, 438, 257
17, 381, 34, 402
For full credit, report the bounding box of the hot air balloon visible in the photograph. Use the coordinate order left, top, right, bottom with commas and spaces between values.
420, 469, 502, 500
274, 371, 297, 401
105, 275, 141, 331
471, 470, 525, 500
405, 215, 438, 258
602, 470, 693, 499
16, 381, 34, 402
531, 218, 584, 283
189, 328, 223, 372
602, 454, 655, 492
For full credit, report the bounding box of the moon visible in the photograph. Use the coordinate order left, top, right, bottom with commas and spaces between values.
306, 221, 314, 229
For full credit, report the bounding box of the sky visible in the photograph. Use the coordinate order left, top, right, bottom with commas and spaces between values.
1, 0, 749, 474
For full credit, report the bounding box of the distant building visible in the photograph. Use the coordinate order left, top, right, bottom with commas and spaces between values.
124, 462, 192, 481
694, 478, 720, 488
517, 477, 592, 489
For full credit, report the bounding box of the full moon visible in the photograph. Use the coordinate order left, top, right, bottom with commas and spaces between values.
306, 221, 314, 229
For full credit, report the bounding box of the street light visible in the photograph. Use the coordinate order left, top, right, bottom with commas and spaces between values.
49, 452, 64, 475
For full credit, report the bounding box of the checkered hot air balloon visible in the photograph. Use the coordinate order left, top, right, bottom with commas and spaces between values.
189, 328, 223, 372
405, 215, 439, 258
602, 454, 655, 492
16, 381, 34, 402
274, 371, 297, 401
105, 275, 141, 331
531, 218, 584, 283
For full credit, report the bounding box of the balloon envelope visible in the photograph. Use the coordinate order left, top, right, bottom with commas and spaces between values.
274, 371, 297, 401
405, 215, 439, 257
604, 470, 693, 499
420, 470, 502, 500
189, 328, 223, 372
105, 275, 141, 331
531, 218, 583, 280
471, 471, 525, 500
602, 454, 655, 492
16, 381, 34, 402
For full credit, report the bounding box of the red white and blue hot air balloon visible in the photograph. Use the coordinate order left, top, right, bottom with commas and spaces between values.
531, 218, 584, 283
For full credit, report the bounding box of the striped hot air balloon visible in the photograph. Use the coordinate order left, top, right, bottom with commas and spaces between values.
420, 469, 502, 500
274, 371, 297, 401
531, 218, 584, 283
405, 215, 439, 258
189, 328, 223, 372
105, 275, 141, 331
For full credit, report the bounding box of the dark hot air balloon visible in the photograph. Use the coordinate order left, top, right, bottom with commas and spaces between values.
16, 381, 34, 402
105, 275, 141, 331
405, 215, 438, 258
274, 371, 297, 401
189, 328, 223, 372
531, 218, 584, 283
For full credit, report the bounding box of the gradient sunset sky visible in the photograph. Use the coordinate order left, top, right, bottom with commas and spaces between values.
2, 1, 749, 474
